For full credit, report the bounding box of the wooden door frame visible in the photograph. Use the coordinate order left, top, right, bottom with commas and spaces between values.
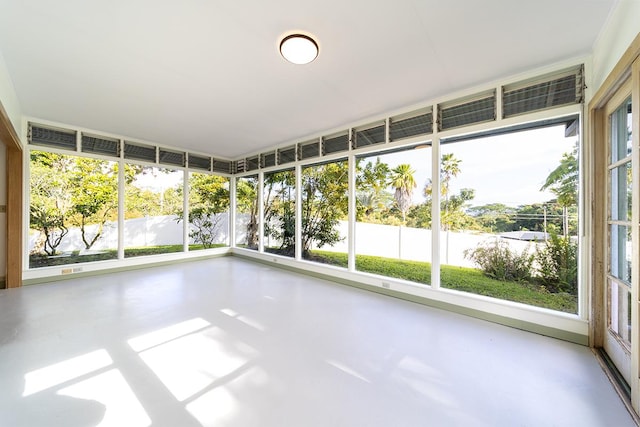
589, 32, 640, 411
0, 100, 22, 288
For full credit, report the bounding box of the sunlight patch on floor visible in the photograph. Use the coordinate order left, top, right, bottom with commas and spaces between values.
23, 349, 113, 397
58, 369, 151, 427
127, 318, 211, 352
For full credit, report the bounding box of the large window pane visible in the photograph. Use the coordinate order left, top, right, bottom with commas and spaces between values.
186, 172, 229, 250
124, 166, 183, 257
301, 159, 348, 267
442, 124, 579, 313
235, 175, 259, 250
263, 170, 296, 257
29, 151, 119, 268
355, 146, 432, 284
610, 162, 632, 222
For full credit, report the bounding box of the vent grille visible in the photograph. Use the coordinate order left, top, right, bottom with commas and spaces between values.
503, 67, 583, 118
439, 92, 496, 131
124, 141, 157, 162
278, 145, 297, 165
188, 154, 212, 171
246, 156, 260, 171
298, 140, 320, 160
28, 124, 77, 150
213, 159, 232, 174
159, 149, 185, 167
81, 134, 120, 157
323, 132, 350, 155
354, 123, 386, 148
390, 110, 433, 141
262, 152, 276, 168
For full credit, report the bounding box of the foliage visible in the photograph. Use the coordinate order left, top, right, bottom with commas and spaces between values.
310, 250, 577, 313
178, 174, 229, 248
388, 164, 416, 222
301, 161, 349, 254
236, 176, 259, 249
29, 152, 73, 255
355, 158, 393, 222
464, 239, 534, 282
534, 233, 578, 294
263, 170, 296, 254
68, 158, 118, 249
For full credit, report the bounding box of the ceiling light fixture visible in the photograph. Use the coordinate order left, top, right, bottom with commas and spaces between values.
279, 34, 319, 65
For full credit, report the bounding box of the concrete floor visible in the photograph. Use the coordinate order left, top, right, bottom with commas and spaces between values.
0, 257, 635, 427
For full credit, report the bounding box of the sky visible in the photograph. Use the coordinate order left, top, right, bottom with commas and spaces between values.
134, 124, 577, 209
363, 124, 576, 207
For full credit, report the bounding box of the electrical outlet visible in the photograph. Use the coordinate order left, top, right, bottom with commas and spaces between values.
382, 282, 391, 289
73, 267, 83, 273
61, 268, 73, 275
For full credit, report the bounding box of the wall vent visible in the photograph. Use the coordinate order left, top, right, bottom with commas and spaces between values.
353, 122, 386, 148
261, 151, 276, 168
246, 155, 260, 171
278, 145, 297, 165
124, 141, 157, 162
438, 91, 496, 131
390, 108, 433, 141
159, 148, 185, 167
28, 123, 77, 151
188, 154, 212, 171
503, 66, 584, 118
322, 131, 350, 155
81, 134, 120, 157
298, 140, 320, 160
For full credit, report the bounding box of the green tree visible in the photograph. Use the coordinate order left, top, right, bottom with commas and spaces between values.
263, 171, 296, 254
467, 203, 516, 233
179, 174, 229, 248
236, 176, 259, 249
301, 161, 349, 255
389, 164, 416, 222
68, 158, 118, 249
540, 144, 578, 237
29, 152, 74, 255
355, 158, 392, 221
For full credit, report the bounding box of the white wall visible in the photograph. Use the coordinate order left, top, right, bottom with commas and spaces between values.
591, 0, 640, 91
0, 49, 21, 141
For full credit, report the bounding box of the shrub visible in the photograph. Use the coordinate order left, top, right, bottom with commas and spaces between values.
534, 233, 577, 294
464, 239, 533, 282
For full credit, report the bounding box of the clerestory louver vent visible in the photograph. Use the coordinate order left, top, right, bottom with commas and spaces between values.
353, 122, 386, 148
188, 154, 212, 171
322, 131, 350, 155
124, 141, 156, 162
261, 152, 276, 168
159, 148, 185, 167
502, 66, 583, 118
278, 145, 297, 165
28, 123, 77, 151
81, 134, 120, 157
438, 91, 496, 131
213, 159, 232, 174
390, 108, 433, 141
298, 140, 320, 160
246, 155, 260, 171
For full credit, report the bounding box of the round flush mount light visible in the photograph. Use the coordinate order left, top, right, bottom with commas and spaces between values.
279, 33, 319, 65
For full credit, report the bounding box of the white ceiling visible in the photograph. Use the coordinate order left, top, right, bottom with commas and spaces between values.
0, 0, 617, 159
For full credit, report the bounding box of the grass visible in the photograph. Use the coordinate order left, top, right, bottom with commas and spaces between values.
310, 250, 577, 314
29, 244, 227, 268
30, 245, 577, 313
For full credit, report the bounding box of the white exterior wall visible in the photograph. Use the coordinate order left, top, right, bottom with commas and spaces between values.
591, 0, 640, 91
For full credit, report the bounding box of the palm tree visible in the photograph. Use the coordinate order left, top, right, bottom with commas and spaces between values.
389, 164, 417, 222
540, 144, 578, 237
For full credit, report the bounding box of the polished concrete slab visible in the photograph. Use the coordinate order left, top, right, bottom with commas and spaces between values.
0, 257, 635, 427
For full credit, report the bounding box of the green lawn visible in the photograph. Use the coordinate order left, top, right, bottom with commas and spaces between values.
29, 244, 227, 268
310, 250, 577, 314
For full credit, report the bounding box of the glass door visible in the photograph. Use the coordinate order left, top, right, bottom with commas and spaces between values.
604, 84, 633, 385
